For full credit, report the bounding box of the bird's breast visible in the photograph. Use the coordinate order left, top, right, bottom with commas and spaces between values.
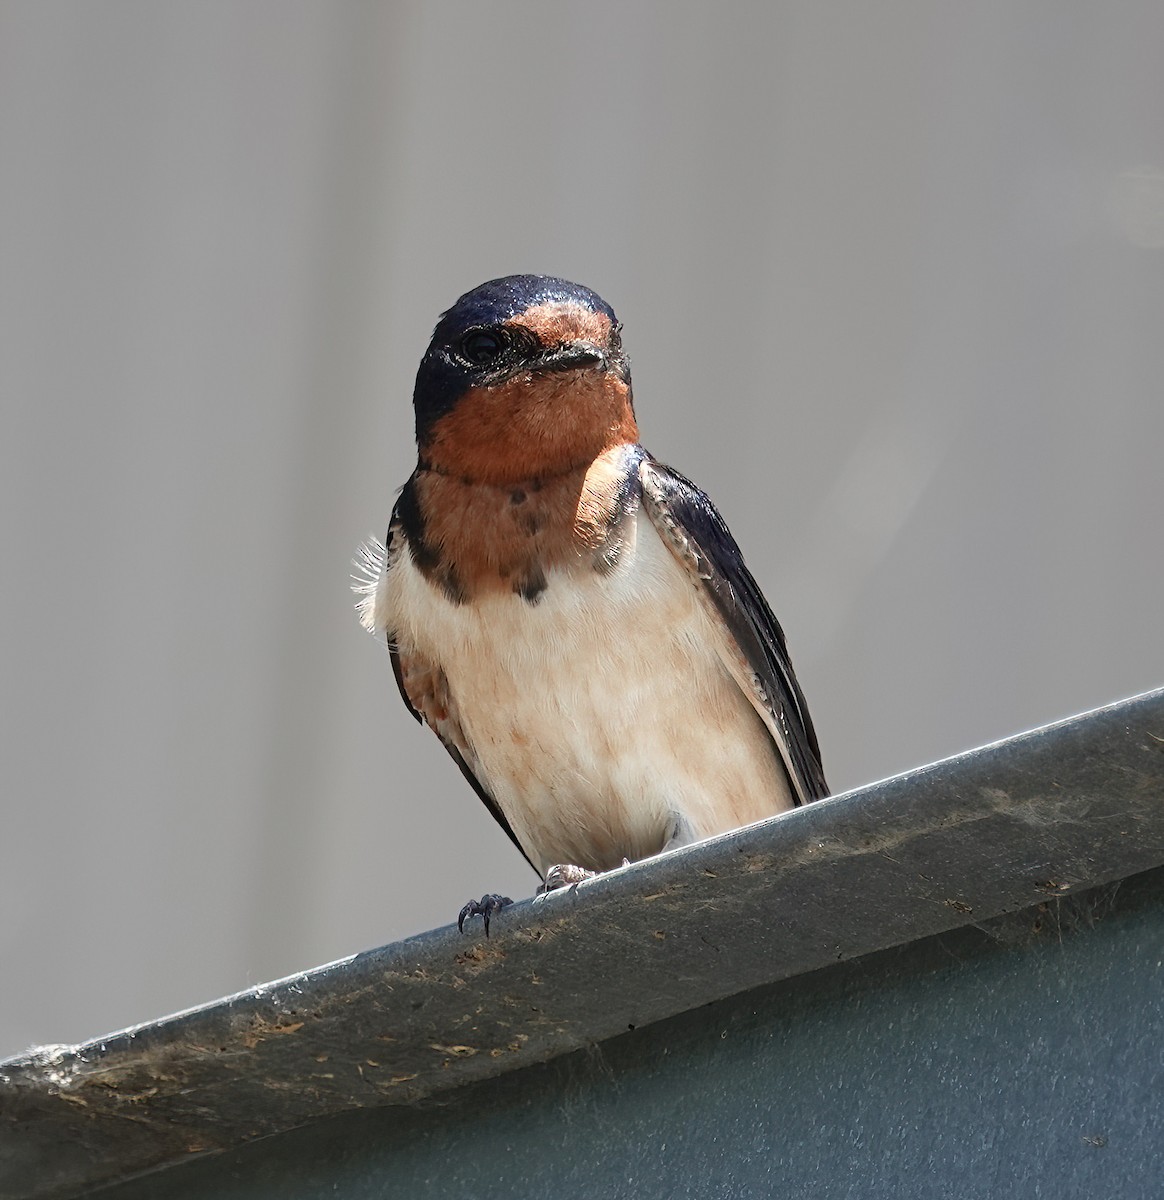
379, 495, 793, 874
399, 443, 640, 605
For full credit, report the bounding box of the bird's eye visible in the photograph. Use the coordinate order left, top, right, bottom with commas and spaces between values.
459, 329, 506, 366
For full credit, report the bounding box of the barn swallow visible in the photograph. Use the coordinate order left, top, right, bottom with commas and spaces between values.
357, 275, 827, 935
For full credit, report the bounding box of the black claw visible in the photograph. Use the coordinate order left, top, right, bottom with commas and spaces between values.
457, 893, 512, 936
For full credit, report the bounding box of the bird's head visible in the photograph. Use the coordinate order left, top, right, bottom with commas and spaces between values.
413, 275, 636, 486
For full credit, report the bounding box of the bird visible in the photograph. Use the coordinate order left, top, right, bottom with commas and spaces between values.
357, 275, 827, 934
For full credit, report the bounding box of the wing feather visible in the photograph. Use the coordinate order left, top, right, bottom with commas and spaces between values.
638, 457, 828, 805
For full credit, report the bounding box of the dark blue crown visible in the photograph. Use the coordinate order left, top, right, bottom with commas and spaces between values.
431, 275, 616, 344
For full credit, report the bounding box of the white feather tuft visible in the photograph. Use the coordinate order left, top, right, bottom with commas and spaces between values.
352, 536, 387, 632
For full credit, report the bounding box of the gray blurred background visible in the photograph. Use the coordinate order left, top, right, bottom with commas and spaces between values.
2, 1, 1162, 1060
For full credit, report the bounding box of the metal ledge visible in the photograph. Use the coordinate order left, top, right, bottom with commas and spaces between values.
3, 687, 1164, 1200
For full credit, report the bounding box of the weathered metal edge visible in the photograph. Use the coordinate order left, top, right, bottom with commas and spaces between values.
3, 687, 1164, 1200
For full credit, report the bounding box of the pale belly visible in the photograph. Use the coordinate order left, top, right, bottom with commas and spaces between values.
382, 511, 793, 874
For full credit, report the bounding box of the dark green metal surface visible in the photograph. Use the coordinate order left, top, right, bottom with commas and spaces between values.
101, 870, 1164, 1199
3, 687, 1164, 1198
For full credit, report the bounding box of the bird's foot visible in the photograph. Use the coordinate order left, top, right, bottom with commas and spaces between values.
457, 893, 512, 936
538, 863, 597, 894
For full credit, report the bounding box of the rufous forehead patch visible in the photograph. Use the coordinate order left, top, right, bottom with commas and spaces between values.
505, 301, 613, 348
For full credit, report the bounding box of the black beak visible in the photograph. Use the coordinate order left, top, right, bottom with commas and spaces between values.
535, 340, 607, 373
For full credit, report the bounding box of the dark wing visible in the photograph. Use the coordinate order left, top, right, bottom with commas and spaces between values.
638, 457, 828, 804
383, 494, 539, 875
